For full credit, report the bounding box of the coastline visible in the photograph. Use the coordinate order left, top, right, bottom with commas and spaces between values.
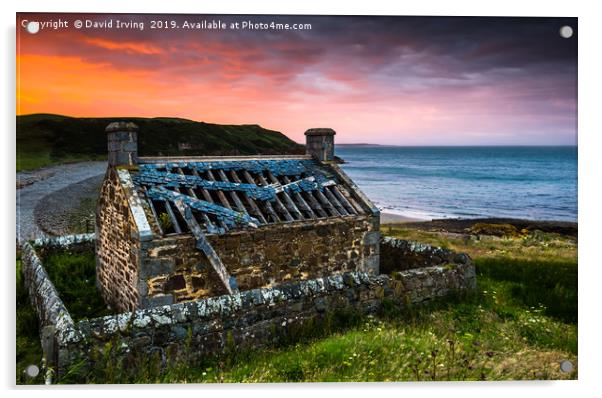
340, 145, 576, 227
380, 212, 577, 237
380, 212, 428, 224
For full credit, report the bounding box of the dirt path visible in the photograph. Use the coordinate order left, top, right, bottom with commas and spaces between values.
16, 161, 107, 243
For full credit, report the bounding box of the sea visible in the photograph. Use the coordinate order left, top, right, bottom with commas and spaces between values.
335, 145, 577, 222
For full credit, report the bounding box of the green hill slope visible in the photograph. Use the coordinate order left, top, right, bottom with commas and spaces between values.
17, 114, 305, 171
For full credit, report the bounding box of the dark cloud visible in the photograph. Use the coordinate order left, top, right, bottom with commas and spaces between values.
18, 14, 576, 70
17, 14, 577, 144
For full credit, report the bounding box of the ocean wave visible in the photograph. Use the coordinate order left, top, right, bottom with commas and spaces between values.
339, 146, 577, 221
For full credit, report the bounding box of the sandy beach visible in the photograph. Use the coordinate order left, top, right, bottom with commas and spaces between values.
380, 212, 428, 224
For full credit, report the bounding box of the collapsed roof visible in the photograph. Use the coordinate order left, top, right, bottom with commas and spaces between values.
131, 156, 374, 237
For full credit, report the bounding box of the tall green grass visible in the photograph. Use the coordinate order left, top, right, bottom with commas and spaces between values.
44, 252, 112, 321
476, 257, 577, 323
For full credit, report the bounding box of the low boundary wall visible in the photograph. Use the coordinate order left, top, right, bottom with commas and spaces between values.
21, 235, 476, 379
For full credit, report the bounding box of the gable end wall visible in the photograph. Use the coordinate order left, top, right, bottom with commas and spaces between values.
95, 167, 141, 312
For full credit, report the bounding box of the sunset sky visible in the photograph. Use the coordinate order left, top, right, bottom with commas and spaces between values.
16, 14, 577, 145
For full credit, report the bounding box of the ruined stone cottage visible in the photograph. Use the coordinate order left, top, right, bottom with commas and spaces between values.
96, 122, 380, 313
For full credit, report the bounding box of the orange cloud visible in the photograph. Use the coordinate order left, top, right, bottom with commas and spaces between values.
84, 37, 163, 55
17, 54, 159, 116
15, 13, 577, 145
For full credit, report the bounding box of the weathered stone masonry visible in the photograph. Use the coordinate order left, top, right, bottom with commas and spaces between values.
380, 236, 472, 274
21, 235, 475, 376
96, 167, 142, 313
20, 234, 93, 371
96, 124, 381, 311
140, 216, 379, 307
304, 128, 336, 162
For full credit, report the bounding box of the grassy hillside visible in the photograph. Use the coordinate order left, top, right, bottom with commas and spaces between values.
16, 114, 305, 171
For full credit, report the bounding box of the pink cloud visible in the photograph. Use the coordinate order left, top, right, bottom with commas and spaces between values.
16, 13, 577, 145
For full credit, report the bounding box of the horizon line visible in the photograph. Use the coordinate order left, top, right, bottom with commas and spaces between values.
16, 113, 577, 147
335, 143, 578, 147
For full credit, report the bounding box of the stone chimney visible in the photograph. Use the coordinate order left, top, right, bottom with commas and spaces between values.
304, 128, 336, 162
106, 122, 139, 167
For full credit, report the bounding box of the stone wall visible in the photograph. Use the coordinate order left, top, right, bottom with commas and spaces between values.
21, 240, 75, 331
56, 265, 476, 378
138, 235, 224, 308
138, 215, 380, 307
21, 234, 475, 381
95, 167, 142, 312
379, 236, 472, 274
20, 236, 94, 370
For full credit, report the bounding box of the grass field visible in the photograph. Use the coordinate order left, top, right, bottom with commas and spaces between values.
16, 224, 577, 383
17, 151, 106, 172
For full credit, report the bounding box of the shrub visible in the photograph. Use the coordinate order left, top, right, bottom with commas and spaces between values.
468, 223, 520, 237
